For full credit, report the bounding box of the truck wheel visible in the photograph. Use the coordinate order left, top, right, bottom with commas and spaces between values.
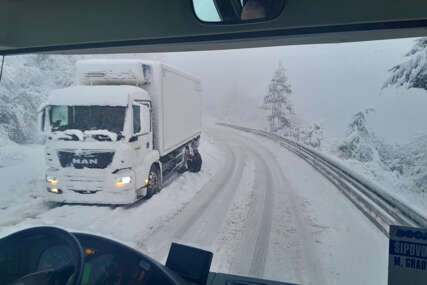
146, 166, 160, 199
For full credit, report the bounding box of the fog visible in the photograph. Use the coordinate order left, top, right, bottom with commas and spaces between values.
132, 38, 427, 144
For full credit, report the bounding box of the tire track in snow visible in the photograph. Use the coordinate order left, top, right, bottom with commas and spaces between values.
248, 150, 274, 277
209, 156, 256, 273
142, 137, 246, 260
227, 133, 274, 278
173, 144, 238, 240
235, 129, 327, 285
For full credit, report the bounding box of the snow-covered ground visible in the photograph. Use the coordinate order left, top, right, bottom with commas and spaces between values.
0, 143, 51, 227
329, 155, 427, 217
321, 137, 427, 219
0, 125, 388, 285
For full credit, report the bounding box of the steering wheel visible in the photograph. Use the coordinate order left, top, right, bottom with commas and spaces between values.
4, 227, 84, 285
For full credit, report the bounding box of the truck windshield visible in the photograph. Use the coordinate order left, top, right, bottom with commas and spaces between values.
49, 105, 126, 134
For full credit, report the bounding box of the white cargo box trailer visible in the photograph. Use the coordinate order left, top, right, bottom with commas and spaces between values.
77, 60, 202, 156
41, 60, 202, 204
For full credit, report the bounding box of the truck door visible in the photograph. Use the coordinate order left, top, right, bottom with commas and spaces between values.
131, 102, 152, 189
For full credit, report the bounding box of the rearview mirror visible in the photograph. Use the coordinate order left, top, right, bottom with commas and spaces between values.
193, 0, 285, 23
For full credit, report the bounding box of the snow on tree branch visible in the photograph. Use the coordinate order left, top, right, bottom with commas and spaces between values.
383, 38, 427, 90
337, 108, 380, 162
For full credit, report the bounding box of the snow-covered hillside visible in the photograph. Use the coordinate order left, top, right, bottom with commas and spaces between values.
0, 55, 78, 143
302, 111, 427, 215
223, 102, 426, 217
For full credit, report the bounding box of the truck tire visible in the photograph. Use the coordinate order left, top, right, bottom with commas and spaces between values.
146, 165, 161, 199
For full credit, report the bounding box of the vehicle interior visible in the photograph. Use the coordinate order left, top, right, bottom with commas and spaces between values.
1, 0, 427, 55
1, 1, 427, 285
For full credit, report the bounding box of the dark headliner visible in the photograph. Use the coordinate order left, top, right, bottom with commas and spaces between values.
1, 0, 427, 55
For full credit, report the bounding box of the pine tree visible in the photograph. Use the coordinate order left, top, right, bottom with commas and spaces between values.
383, 38, 427, 91
338, 108, 378, 162
262, 62, 294, 132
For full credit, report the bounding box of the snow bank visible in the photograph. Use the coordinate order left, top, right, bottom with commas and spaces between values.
297, 131, 427, 219
327, 138, 427, 218
0, 144, 50, 228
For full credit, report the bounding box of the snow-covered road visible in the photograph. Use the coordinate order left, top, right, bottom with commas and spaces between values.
0, 125, 389, 285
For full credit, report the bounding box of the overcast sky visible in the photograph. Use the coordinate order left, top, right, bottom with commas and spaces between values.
133, 37, 427, 144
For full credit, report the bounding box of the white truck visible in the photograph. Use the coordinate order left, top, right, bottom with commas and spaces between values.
39, 60, 202, 204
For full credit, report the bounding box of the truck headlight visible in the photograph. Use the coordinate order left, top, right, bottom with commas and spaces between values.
116, 176, 132, 188
46, 176, 58, 186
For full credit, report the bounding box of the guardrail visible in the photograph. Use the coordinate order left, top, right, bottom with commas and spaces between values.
218, 122, 427, 237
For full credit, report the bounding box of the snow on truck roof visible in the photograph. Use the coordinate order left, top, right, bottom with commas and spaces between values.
76, 59, 201, 84
77, 59, 159, 65
47, 85, 149, 106
76, 59, 154, 87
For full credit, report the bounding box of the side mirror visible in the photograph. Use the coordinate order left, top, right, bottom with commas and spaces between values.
129, 136, 138, 143
140, 104, 151, 134
38, 107, 46, 133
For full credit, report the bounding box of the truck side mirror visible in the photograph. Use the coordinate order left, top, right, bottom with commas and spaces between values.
38, 107, 46, 133
140, 104, 151, 134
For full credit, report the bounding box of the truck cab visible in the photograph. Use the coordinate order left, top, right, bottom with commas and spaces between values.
40, 60, 201, 205
41, 85, 156, 204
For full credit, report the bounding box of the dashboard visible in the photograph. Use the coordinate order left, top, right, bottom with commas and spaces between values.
38, 245, 73, 271
0, 227, 296, 285
69, 234, 175, 285
0, 231, 175, 285
37, 244, 128, 285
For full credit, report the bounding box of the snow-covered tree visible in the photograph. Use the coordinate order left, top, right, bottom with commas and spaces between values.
381, 38, 427, 190
0, 55, 78, 143
337, 108, 378, 162
383, 38, 427, 91
301, 122, 324, 149
388, 134, 427, 192
262, 62, 294, 132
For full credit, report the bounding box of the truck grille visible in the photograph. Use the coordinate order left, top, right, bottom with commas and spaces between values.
58, 151, 114, 169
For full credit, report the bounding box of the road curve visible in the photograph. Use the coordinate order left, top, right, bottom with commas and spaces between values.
142, 125, 388, 285
142, 126, 324, 284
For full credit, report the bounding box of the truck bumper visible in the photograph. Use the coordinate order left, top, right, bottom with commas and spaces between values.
44, 169, 138, 205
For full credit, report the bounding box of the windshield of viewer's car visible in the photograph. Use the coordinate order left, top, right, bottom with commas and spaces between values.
50, 105, 126, 134
1, 38, 427, 285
